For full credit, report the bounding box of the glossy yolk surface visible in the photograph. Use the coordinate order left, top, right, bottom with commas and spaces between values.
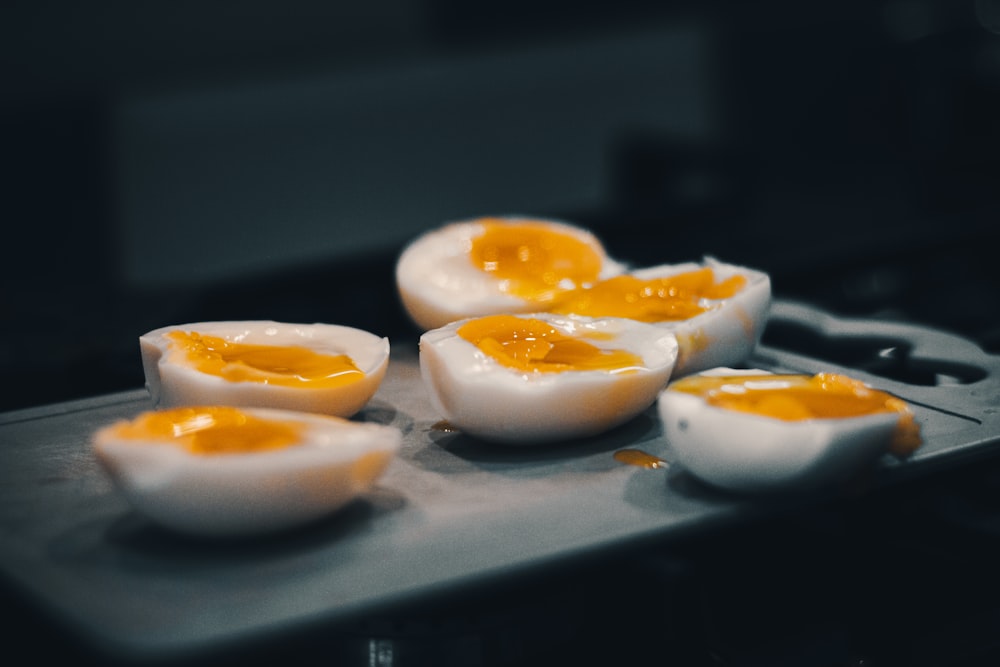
548, 267, 746, 322
457, 314, 644, 374
468, 219, 604, 302
110, 406, 305, 455
670, 373, 922, 455
166, 331, 364, 388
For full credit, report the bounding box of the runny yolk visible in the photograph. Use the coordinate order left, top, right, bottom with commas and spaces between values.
457, 314, 644, 374
670, 373, 922, 455
166, 331, 364, 388
468, 219, 604, 302
548, 267, 747, 322
110, 406, 305, 455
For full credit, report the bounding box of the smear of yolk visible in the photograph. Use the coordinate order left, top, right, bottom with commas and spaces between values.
548, 267, 747, 322
614, 448, 669, 469
670, 373, 922, 456
166, 331, 364, 388
457, 314, 644, 374
111, 406, 304, 455
468, 219, 604, 302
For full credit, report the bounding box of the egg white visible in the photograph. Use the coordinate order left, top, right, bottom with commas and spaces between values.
92, 407, 402, 536
396, 216, 626, 331
420, 312, 678, 444
631, 257, 771, 377
657, 368, 902, 493
140, 320, 390, 418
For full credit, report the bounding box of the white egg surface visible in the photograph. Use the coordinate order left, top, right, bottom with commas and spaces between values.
395, 215, 626, 331
657, 368, 922, 493
92, 405, 402, 536
420, 312, 678, 444
548, 257, 771, 376
140, 321, 390, 418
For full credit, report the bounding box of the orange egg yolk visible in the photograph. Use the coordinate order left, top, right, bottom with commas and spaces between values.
457, 314, 644, 374
468, 219, 604, 302
110, 406, 305, 455
166, 331, 364, 388
670, 373, 922, 455
548, 267, 747, 322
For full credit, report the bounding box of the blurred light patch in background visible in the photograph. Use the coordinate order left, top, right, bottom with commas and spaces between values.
112, 23, 713, 288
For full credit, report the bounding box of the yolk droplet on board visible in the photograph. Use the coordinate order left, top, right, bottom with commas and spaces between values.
468, 219, 604, 302
614, 448, 669, 469
670, 373, 922, 455
548, 268, 746, 322
166, 331, 364, 388
457, 314, 644, 374
111, 406, 305, 455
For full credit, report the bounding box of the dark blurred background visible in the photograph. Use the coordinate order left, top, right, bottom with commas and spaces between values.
2, 0, 999, 411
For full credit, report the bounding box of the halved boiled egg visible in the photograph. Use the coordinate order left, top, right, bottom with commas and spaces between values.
657, 368, 922, 492
420, 312, 678, 444
92, 405, 402, 536
140, 321, 390, 418
396, 216, 626, 331
547, 257, 771, 376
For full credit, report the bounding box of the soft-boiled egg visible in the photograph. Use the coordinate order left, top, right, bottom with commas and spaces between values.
657, 368, 922, 492
140, 321, 390, 418
396, 216, 626, 331
420, 312, 678, 444
92, 405, 402, 536
547, 257, 771, 376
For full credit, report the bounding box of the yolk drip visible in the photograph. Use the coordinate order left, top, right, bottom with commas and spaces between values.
670, 373, 922, 455
166, 331, 364, 388
548, 267, 746, 322
457, 314, 644, 374
468, 219, 604, 302
111, 406, 305, 455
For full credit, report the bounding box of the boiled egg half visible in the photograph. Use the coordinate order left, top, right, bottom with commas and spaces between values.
396, 216, 626, 331
657, 368, 922, 492
547, 257, 771, 376
420, 312, 678, 444
140, 321, 390, 418
92, 405, 402, 536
